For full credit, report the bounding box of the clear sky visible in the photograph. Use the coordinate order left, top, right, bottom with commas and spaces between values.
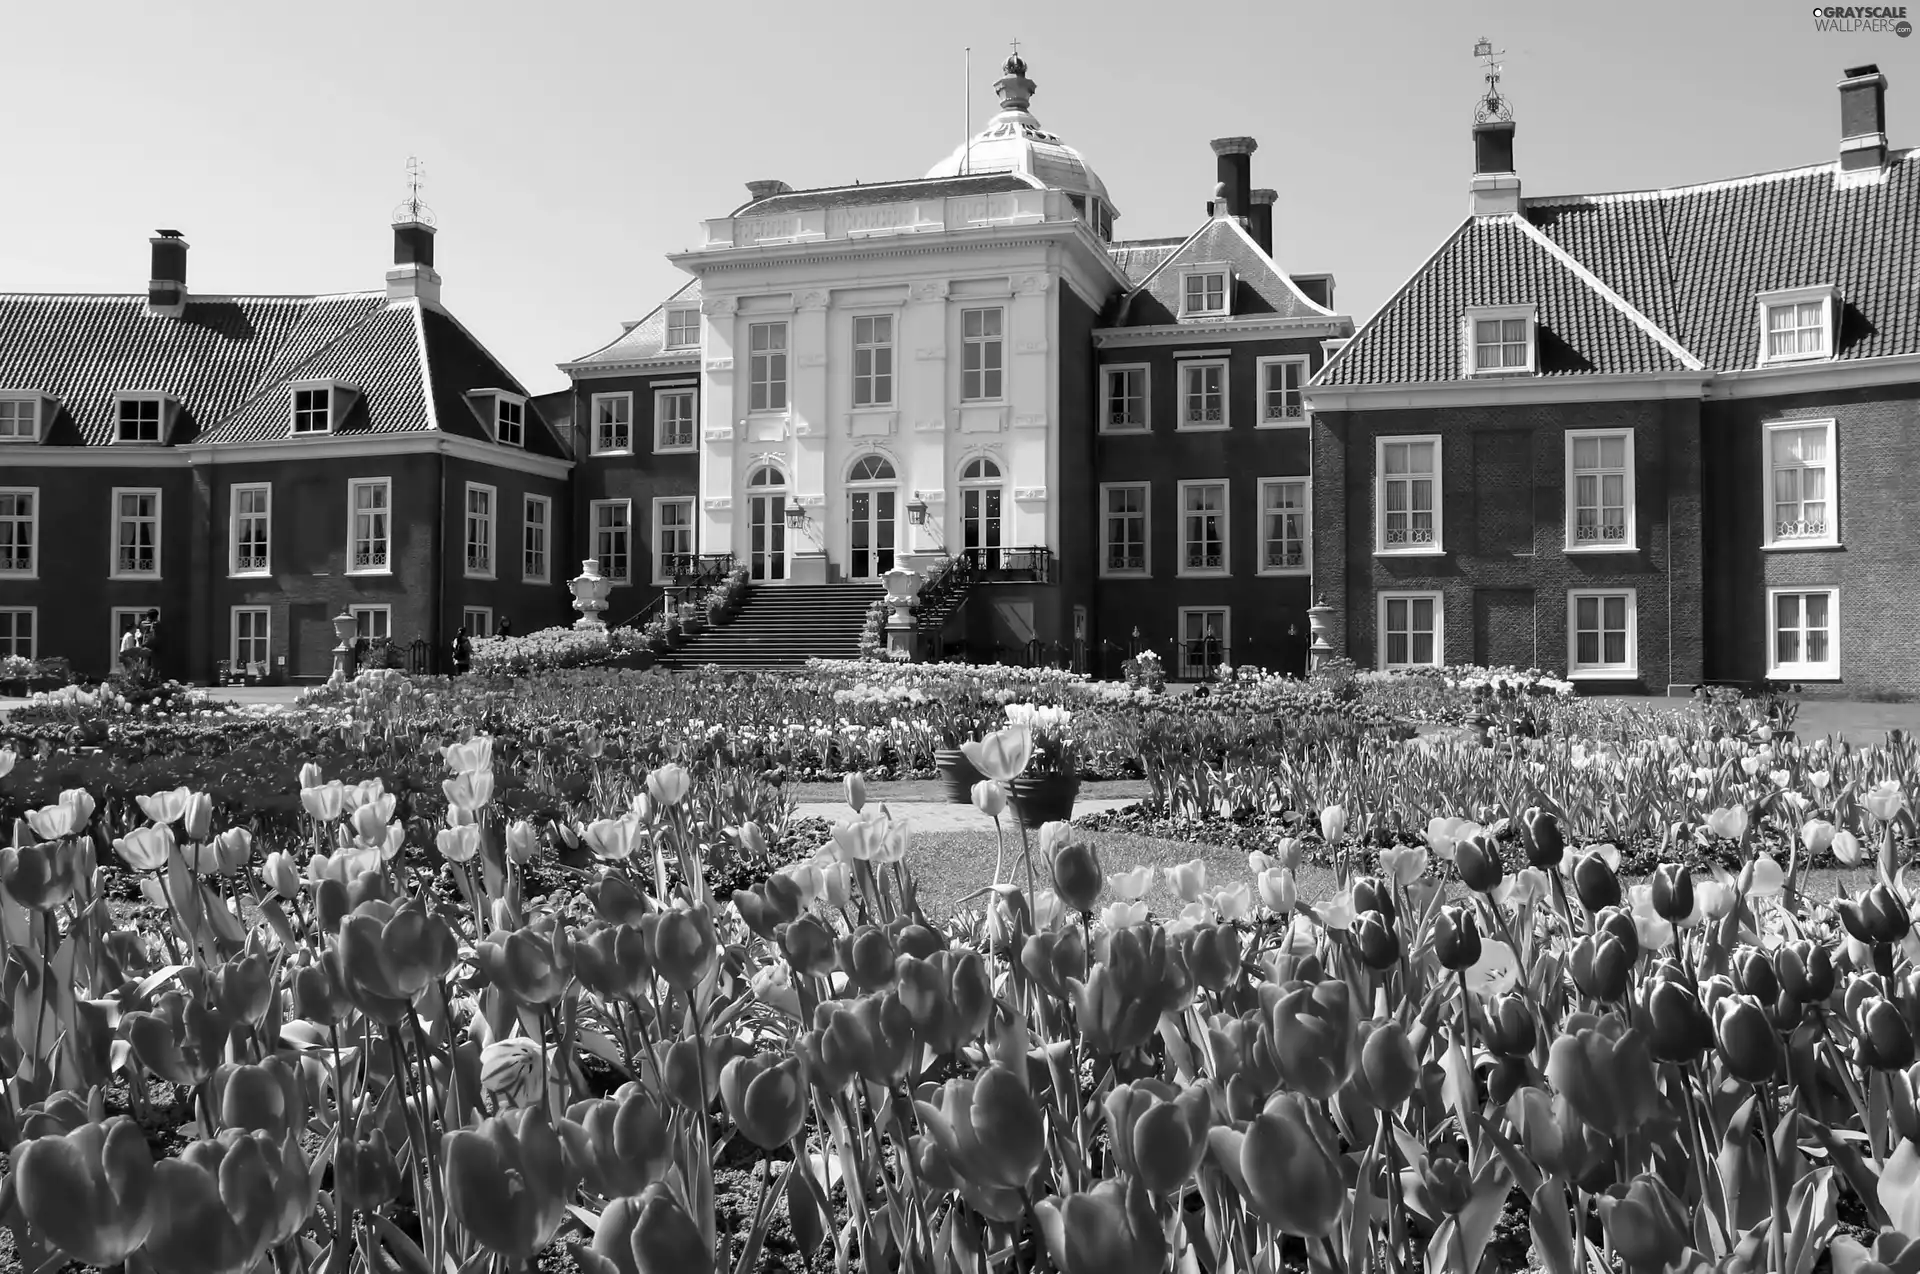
3, 1, 1911, 393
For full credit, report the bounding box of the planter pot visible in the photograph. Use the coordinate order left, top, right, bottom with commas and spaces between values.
1008, 773, 1080, 830
708, 608, 729, 626
934, 748, 984, 804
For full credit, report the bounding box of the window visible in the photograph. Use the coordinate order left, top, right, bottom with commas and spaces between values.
1258, 478, 1309, 573
1378, 592, 1443, 669
496, 397, 526, 448
292, 387, 331, 434
655, 389, 696, 452
348, 479, 391, 574
350, 606, 391, 641
1568, 590, 1637, 678
232, 607, 270, 674
653, 497, 693, 584
0, 489, 36, 576
748, 322, 789, 412
112, 488, 161, 578
853, 315, 895, 407
961, 308, 1004, 401
0, 609, 32, 659
1758, 286, 1836, 365
1565, 430, 1635, 551
0, 397, 39, 442
1377, 436, 1441, 553
462, 608, 493, 638
1178, 480, 1229, 576
1180, 361, 1228, 430
1258, 357, 1308, 425
591, 500, 631, 584
1764, 420, 1837, 546
664, 307, 700, 350
465, 483, 496, 578
116, 396, 164, 443
1179, 608, 1229, 679
1181, 270, 1229, 317
230, 484, 271, 575
1466, 306, 1535, 374
1769, 589, 1838, 679
591, 394, 632, 453
1100, 483, 1149, 577
111, 608, 151, 664
848, 454, 896, 482
523, 494, 551, 583
1101, 366, 1148, 432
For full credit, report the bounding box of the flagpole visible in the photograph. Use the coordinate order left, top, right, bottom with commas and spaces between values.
963, 46, 971, 175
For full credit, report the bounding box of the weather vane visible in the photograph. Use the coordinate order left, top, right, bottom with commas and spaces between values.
393, 156, 437, 227
1473, 37, 1512, 124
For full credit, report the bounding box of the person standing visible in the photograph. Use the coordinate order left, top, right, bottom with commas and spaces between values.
497, 616, 514, 640
452, 627, 473, 676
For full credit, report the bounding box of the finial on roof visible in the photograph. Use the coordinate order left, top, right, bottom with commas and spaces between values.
1472, 37, 1512, 123
995, 40, 1034, 112
1004, 37, 1025, 77
392, 155, 438, 227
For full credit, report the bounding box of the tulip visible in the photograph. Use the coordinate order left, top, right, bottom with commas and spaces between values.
1269, 980, 1358, 1100
12, 1117, 156, 1266
334, 1130, 402, 1212
1034, 1178, 1168, 1274
1732, 947, 1779, 1004
573, 924, 653, 1000
1509, 1086, 1611, 1190
1165, 858, 1207, 903
1713, 993, 1782, 1084
1705, 804, 1749, 842
1358, 1019, 1420, 1108
1239, 1093, 1343, 1236
1866, 780, 1909, 823
1350, 874, 1396, 920
1021, 926, 1087, 999
1255, 867, 1296, 913
652, 905, 718, 991
1319, 804, 1348, 843
1546, 1014, 1665, 1138
1105, 1081, 1211, 1195
962, 725, 1033, 782
1694, 878, 1739, 924
1483, 994, 1537, 1058
442, 736, 494, 774
972, 779, 1007, 818
617, 1183, 709, 1274
443, 769, 495, 813
113, 823, 174, 872
1455, 833, 1505, 893
1838, 882, 1910, 945
474, 922, 570, 1007
782, 913, 837, 977
1648, 863, 1694, 925
720, 1052, 808, 1149
1777, 940, 1834, 1004
842, 771, 868, 812
917, 1067, 1045, 1196
1464, 938, 1521, 999
181, 791, 213, 842
437, 824, 482, 864
1183, 923, 1241, 992
140, 1131, 313, 1274
1523, 807, 1565, 868
1570, 850, 1621, 911
24, 801, 74, 841
443, 1106, 581, 1262
1833, 828, 1866, 866
136, 786, 193, 826
1859, 996, 1916, 1070
59, 787, 94, 829
300, 781, 346, 822
1, 839, 82, 910
1352, 911, 1400, 969
1570, 931, 1634, 1002
1644, 979, 1713, 1063
298, 761, 324, 789
1802, 819, 1837, 857
1378, 843, 1427, 886
1431, 905, 1481, 971
645, 763, 691, 808
1600, 1175, 1691, 1274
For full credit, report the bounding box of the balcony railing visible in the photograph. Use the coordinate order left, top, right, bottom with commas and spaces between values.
1264, 545, 1305, 569
959, 546, 1052, 583
353, 548, 388, 570
1575, 522, 1628, 542
1775, 519, 1827, 539
235, 553, 268, 572
1106, 550, 1145, 573
1383, 526, 1436, 547
1263, 401, 1305, 422
666, 552, 736, 586
466, 551, 492, 574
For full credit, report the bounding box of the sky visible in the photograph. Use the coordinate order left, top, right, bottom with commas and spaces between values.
2, 1, 1912, 394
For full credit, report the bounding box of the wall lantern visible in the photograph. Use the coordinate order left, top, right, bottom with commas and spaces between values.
908, 498, 930, 526
784, 505, 807, 531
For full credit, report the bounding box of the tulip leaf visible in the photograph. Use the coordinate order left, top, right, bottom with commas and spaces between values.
1785, 1164, 1836, 1274
372, 1212, 432, 1274
1880, 1140, 1920, 1237
1528, 1179, 1577, 1274
1802, 1118, 1889, 1230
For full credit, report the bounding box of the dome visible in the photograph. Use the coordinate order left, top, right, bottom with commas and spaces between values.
926, 51, 1116, 231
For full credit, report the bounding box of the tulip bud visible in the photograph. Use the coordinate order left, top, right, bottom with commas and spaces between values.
845, 773, 867, 813
1358, 1019, 1419, 1109
1455, 834, 1505, 893
1351, 911, 1400, 970
1523, 807, 1565, 868
1571, 851, 1621, 912
1431, 906, 1481, 972
13, 1117, 156, 1266
1418, 1155, 1473, 1216
1570, 932, 1634, 1002
1350, 875, 1396, 921
1839, 883, 1911, 946
1777, 940, 1835, 1005
1182, 924, 1241, 993
181, 791, 213, 842
1050, 832, 1104, 915
1648, 864, 1694, 925
720, 1053, 808, 1149
1860, 996, 1917, 1070
972, 780, 1007, 819
1319, 805, 1348, 843
505, 819, 538, 864
1712, 994, 1782, 1084
1269, 980, 1358, 1100
1731, 947, 1779, 1005
263, 850, 301, 900
1483, 994, 1537, 1058
628, 1183, 709, 1274
1240, 1093, 1343, 1236
1600, 1175, 1691, 1274
651, 906, 718, 992
1832, 828, 1866, 866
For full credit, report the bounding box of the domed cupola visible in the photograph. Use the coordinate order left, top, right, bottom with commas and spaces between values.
926, 48, 1117, 240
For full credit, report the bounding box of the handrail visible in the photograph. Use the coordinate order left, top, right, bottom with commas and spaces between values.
612, 593, 668, 631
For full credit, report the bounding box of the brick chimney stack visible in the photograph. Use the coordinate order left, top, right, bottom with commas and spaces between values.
1209, 137, 1256, 222
1839, 64, 1889, 172
1248, 189, 1277, 256
745, 180, 793, 202
1470, 120, 1521, 216
147, 230, 188, 318
386, 217, 441, 305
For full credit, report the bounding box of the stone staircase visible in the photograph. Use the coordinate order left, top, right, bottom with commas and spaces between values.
654, 583, 884, 671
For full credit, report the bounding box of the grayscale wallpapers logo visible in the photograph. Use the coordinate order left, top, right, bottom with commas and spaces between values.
1812, 5, 1913, 33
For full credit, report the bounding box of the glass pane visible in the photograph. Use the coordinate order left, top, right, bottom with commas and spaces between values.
1572, 437, 1598, 469
1408, 442, 1433, 473
1805, 593, 1829, 629
1578, 631, 1599, 664
1603, 596, 1626, 628
1411, 598, 1433, 630
1576, 597, 1597, 630
1412, 632, 1433, 664
1604, 630, 1626, 664
1599, 436, 1625, 468
1386, 599, 1406, 631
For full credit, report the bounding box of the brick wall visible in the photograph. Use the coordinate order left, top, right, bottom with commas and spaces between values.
568, 372, 701, 627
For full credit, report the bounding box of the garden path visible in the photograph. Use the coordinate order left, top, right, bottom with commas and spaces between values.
792, 796, 1142, 832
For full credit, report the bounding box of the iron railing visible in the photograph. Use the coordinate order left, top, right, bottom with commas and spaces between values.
957, 546, 1052, 582
664, 553, 736, 587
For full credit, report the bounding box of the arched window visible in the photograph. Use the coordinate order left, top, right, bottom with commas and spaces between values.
747, 465, 787, 487
960, 457, 1001, 483
848, 455, 896, 483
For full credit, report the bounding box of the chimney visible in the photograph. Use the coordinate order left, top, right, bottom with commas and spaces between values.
1248, 188, 1277, 255
147, 230, 188, 317
1470, 120, 1522, 216
1839, 64, 1889, 171
386, 216, 442, 305
1208, 137, 1256, 221
745, 179, 793, 203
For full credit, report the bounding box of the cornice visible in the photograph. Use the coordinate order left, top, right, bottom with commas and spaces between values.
1305, 370, 1710, 411
1705, 351, 1920, 400
1095, 316, 1353, 348
561, 354, 703, 380
1, 432, 574, 478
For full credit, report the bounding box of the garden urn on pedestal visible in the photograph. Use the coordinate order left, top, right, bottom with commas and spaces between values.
883, 566, 924, 660
330, 609, 357, 683
570, 559, 612, 630
1307, 594, 1335, 670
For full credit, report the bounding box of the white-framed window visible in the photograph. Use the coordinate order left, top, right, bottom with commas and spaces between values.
655, 388, 696, 453
1179, 361, 1228, 430
853, 314, 895, 407
664, 306, 700, 351
1567, 589, 1637, 678
1378, 591, 1444, 669
1757, 286, 1837, 365
0, 488, 36, 577
1764, 419, 1837, 547
111, 488, 161, 578
115, 395, 165, 443
1769, 588, 1838, 679
465, 483, 496, 578
591, 393, 632, 454
523, 494, 551, 583
1100, 483, 1149, 577
111, 608, 151, 664
653, 497, 694, 584
0, 397, 40, 442
590, 499, 631, 584
495, 395, 526, 448
291, 386, 331, 434
462, 608, 493, 638
1178, 480, 1229, 576
0, 608, 34, 659
1180, 269, 1230, 318
350, 605, 391, 641
231, 607, 269, 674
1258, 478, 1310, 574
1179, 607, 1229, 679
748, 321, 789, 412
1565, 429, 1635, 551
1465, 305, 1535, 375
1101, 365, 1148, 432
1376, 435, 1442, 553
347, 478, 391, 574
961, 308, 1004, 401
1257, 357, 1308, 425
230, 483, 271, 576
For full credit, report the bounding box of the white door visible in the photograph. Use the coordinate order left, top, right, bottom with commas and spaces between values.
750, 494, 787, 581
849, 489, 896, 579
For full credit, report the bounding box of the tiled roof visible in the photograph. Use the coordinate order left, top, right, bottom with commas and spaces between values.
1106, 238, 1184, 286
1112, 217, 1338, 328
731, 173, 1035, 217
204, 302, 427, 443
420, 307, 567, 459
567, 279, 703, 368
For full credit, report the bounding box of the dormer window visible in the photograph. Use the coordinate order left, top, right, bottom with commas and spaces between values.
0, 396, 39, 442
496, 395, 526, 447
664, 307, 700, 350
1465, 305, 1536, 375
1757, 285, 1838, 365
292, 387, 331, 434
1181, 269, 1232, 318
115, 395, 166, 444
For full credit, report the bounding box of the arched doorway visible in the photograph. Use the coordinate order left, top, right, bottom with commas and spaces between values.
959, 456, 1003, 570
846, 454, 897, 579
746, 464, 788, 581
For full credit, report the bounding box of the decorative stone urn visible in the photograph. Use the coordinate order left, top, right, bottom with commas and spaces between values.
569, 559, 613, 630
330, 609, 358, 683
883, 566, 924, 660
1306, 593, 1335, 670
